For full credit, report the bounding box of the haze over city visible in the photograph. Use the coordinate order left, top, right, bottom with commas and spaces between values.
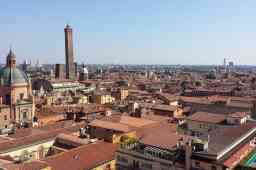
3, 1, 256, 170
1, 0, 256, 65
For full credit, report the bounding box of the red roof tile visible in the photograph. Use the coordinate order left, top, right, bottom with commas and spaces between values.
187, 112, 226, 124
223, 143, 254, 168
44, 142, 117, 170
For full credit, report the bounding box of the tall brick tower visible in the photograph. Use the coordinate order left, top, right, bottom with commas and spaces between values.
64, 24, 75, 80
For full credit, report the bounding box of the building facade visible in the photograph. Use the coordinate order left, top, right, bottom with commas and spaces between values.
0, 49, 35, 129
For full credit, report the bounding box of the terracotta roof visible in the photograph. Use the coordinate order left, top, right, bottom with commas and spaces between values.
226, 101, 253, 109
98, 111, 123, 122
4, 160, 50, 170
0, 155, 14, 162
56, 133, 90, 146
223, 143, 254, 169
0, 123, 84, 153
139, 102, 178, 112
141, 113, 169, 122
89, 119, 133, 132
209, 96, 255, 102
137, 123, 181, 150
180, 96, 212, 105
187, 112, 226, 124
228, 96, 255, 102
8, 128, 45, 139
180, 96, 254, 109
156, 93, 179, 102
44, 142, 117, 170
202, 123, 256, 155
119, 116, 156, 128
228, 112, 248, 118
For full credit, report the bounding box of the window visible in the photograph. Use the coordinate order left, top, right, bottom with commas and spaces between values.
104, 164, 111, 170
117, 155, 128, 163
22, 112, 27, 120
4, 115, 7, 120
20, 93, 24, 100
212, 165, 217, 170
132, 160, 139, 169
195, 161, 200, 167
141, 162, 152, 169
5, 95, 11, 105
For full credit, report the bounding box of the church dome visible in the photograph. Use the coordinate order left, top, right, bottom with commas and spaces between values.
0, 67, 29, 86
0, 49, 29, 86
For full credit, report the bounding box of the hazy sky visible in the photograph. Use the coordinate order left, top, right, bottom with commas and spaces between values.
1, 0, 256, 65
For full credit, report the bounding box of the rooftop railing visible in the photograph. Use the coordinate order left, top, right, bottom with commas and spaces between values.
119, 140, 175, 162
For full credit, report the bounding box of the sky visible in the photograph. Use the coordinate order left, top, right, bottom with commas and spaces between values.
1, 0, 256, 65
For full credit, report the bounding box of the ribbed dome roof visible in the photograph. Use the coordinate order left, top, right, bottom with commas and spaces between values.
0, 67, 29, 86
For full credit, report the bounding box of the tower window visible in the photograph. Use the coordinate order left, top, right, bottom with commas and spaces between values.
22, 112, 27, 120
5, 95, 11, 105
4, 115, 7, 120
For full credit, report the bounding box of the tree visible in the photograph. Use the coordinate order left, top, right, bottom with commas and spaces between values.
195, 81, 202, 87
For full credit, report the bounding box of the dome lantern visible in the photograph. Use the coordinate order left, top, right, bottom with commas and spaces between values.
6, 48, 16, 68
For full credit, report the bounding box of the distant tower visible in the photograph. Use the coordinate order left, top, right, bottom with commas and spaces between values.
223, 58, 226, 67
55, 64, 65, 79
6, 49, 16, 68
74, 62, 78, 78
36, 59, 41, 68
64, 24, 75, 80
79, 64, 89, 81
229, 61, 234, 67
22, 60, 28, 72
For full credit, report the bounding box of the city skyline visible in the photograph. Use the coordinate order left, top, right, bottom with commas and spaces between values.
1, 0, 256, 65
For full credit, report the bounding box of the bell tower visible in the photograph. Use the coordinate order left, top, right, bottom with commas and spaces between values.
64, 24, 75, 80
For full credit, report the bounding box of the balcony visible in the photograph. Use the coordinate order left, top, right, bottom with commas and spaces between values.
119, 139, 175, 163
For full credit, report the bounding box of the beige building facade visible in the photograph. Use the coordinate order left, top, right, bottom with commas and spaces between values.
0, 49, 35, 129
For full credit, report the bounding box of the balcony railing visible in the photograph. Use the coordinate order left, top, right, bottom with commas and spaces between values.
119, 142, 175, 162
